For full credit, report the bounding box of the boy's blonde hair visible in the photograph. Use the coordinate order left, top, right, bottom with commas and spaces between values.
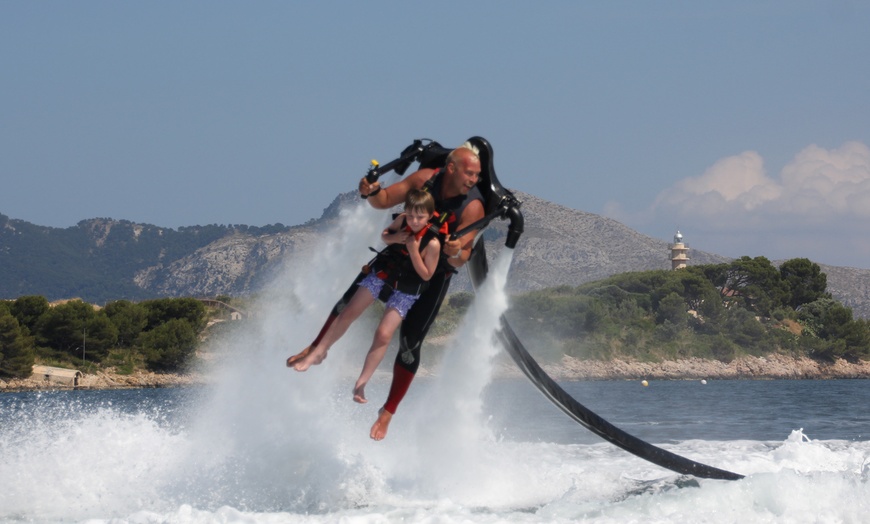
405, 189, 435, 215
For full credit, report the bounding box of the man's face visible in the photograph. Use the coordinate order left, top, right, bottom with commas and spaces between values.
448, 154, 481, 195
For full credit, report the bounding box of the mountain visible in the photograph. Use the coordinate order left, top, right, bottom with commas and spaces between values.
2, 192, 870, 318
0, 212, 296, 303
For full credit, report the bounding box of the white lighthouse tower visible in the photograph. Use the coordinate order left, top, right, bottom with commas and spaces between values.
670, 230, 689, 270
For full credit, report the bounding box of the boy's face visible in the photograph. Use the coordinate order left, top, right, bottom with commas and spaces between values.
405, 209, 432, 233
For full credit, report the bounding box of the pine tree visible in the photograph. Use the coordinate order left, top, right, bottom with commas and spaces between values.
0, 309, 36, 378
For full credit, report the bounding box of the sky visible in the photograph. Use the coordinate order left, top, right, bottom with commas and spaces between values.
2, 1, 869, 269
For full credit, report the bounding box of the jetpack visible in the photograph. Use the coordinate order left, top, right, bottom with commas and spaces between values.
370, 137, 743, 481
363, 137, 524, 248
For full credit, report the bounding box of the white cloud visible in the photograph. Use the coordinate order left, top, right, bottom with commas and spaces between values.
652, 151, 782, 217
653, 141, 870, 223
777, 142, 870, 218
634, 141, 870, 267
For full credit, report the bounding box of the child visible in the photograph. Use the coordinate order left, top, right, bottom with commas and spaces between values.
292, 189, 442, 404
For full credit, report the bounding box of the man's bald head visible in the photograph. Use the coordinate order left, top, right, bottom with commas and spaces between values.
446, 141, 480, 167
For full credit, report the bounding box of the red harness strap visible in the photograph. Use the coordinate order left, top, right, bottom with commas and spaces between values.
404, 210, 450, 240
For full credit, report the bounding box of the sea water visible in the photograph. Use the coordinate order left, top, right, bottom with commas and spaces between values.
3, 380, 870, 522
3, 200, 870, 523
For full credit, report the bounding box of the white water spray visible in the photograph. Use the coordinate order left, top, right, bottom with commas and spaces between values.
417, 246, 514, 437
160, 198, 399, 512
396, 246, 519, 502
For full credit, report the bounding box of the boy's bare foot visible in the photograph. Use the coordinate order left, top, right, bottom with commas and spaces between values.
286, 346, 312, 367
293, 346, 327, 371
352, 384, 367, 404
370, 408, 392, 441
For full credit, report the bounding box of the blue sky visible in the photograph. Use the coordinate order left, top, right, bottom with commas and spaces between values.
3, 2, 869, 268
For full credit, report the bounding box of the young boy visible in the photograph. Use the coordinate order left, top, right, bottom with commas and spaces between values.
292, 190, 442, 404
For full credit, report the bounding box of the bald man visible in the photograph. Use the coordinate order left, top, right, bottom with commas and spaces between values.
288, 143, 485, 440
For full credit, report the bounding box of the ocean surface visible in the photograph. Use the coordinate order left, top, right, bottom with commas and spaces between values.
3, 204, 869, 523
2, 377, 869, 523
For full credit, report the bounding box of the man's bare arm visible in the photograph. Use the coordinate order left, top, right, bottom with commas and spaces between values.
359, 168, 438, 210
444, 199, 485, 268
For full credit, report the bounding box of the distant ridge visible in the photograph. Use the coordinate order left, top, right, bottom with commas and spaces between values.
2, 193, 869, 318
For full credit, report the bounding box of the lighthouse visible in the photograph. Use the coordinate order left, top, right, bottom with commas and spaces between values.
670, 230, 689, 270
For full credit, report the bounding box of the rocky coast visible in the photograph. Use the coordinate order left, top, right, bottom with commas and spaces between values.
3, 354, 870, 392
0, 370, 205, 392
543, 353, 870, 381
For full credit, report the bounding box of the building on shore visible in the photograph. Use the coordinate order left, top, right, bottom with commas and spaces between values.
31, 365, 83, 387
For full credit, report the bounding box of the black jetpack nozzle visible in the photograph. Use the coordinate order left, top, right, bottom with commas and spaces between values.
504, 203, 524, 249
450, 193, 524, 248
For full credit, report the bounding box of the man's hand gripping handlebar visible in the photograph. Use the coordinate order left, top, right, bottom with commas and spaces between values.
360, 140, 429, 199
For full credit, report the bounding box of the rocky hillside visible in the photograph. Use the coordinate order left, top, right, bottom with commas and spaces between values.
113, 191, 735, 299
457, 191, 729, 293
2, 191, 870, 317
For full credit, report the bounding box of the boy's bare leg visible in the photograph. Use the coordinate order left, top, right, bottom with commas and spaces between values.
352, 383, 367, 404
351, 308, 402, 401
293, 344, 328, 371
370, 408, 393, 441
286, 345, 313, 367
294, 289, 374, 372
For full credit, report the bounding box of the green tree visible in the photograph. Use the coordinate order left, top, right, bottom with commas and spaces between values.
721, 307, 767, 352
11, 295, 50, 335
677, 269, 724, 321
140, 318, 198, 372
779, 258, 829, 310
799, 298, 848, 340
655, 292, 688, 328
796, 298, 870, 361
837, 318, 870, 362
104, 300, 148, 347
141, 298, 207, 332
797, 298, 837, 337
707, 333, 737, 362
510, 288, 596, 339
83, 313, 119, 361
35, 300, 95, 354
0, 309, 36, 378
501, 264, 866, 365
716, 256, 789, 316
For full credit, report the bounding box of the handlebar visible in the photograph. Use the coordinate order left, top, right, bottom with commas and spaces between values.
450, 193, 524, 249
364, 139, 429, 184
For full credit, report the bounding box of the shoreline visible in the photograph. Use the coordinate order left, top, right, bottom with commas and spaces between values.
0, 370, 205, 393
541, 353, 870, 381
3, 354, 870, 392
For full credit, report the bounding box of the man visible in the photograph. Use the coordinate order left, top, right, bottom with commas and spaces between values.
288, 143, 485, 440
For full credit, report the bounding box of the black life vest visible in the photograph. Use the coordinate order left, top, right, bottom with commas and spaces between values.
371, 214, 448, 296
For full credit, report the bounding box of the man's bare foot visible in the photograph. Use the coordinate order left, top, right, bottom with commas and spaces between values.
352, 384, 367, 404
370, 408, 392, 441
293, 346, 327, 371
286, 346, 312, 367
